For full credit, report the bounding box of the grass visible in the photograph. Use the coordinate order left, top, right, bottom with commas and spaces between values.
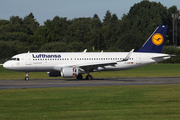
1, 64, 180, 119
1, 85, 180, 119
0, 64, 180, 79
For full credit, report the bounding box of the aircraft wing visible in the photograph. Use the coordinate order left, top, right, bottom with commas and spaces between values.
53, 49, 134, 71
54, 49, 134, 71
74, 49, 134, 67
79, 49, 134, 67
53, 60, 118, 71
78, 61, 117, 67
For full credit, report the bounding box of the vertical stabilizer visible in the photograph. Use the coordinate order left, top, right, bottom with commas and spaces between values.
137, 25, 168, 53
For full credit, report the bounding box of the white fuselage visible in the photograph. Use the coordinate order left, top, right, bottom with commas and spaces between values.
3, 52, 170, 73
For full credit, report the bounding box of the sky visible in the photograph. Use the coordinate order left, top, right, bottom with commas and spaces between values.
0, 0, 180, 25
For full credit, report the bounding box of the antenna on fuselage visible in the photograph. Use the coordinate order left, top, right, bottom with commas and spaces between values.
28, 51, 30, 53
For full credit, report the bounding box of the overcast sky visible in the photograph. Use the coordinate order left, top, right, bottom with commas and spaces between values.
0, 0, 179, 25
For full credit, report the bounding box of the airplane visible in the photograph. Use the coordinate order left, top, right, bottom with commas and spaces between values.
3, 25, 171, 80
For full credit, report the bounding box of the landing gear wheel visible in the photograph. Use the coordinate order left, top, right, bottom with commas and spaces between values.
76, 74, 83, 80
25, 72, 29, 81
86, 75, 93, 80
25, 77, 29, 81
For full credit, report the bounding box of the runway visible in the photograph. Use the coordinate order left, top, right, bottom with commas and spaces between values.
0, 77, 180, 89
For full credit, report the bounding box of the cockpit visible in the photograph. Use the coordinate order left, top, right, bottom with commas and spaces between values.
10, 58, 20, 61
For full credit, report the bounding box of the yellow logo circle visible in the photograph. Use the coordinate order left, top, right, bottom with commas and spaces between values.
152, 33, 164, 46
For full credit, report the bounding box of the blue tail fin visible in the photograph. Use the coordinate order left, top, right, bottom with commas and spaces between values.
137, 25, 168, 53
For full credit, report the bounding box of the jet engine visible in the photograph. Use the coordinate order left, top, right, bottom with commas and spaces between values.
47, 71, 61, 77
61, 67, 83, 78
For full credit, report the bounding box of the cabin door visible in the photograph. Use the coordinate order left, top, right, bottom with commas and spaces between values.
136, 55, 141, 64
26, 54, 31, 65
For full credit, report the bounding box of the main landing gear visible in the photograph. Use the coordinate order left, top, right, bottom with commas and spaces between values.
25, 72, 29, 81
86, 75, 93, 80
76, 74, 93, 80
76, 74, 83, 80
86, 72, 93, 80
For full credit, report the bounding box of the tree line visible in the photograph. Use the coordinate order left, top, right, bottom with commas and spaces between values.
0, 0, 180, 63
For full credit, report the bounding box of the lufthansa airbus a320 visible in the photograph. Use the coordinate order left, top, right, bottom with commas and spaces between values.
3, 25, 171, 80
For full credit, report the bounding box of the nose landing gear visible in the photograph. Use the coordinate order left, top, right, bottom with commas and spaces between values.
25, 72, 29, 81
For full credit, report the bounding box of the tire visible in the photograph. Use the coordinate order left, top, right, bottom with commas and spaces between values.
86, 75, 92, 80
25, 77, 29, 81
77, 74, 83, 80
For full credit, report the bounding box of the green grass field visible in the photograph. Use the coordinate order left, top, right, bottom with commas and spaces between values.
1, 64, 180, 119
1, 85, 180, 120
0, 64, 180, 79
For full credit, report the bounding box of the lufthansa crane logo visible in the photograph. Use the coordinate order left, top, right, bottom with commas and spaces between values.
152, 33, 164, 46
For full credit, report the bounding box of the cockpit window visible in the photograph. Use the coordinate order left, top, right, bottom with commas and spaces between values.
10, 58, 20, 61
10, 58, 16, 60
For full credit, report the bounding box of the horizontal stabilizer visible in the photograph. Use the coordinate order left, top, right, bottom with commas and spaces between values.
151, 54, 171, 60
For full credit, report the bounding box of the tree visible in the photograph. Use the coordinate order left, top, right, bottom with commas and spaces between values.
23, 12, 39, 35
10, 16, 22, 24
111, 14, 118, 23
120, 0, 168, 50
103, 10, 112, 25
91, 14, 102, 50
0, 19, 9, 26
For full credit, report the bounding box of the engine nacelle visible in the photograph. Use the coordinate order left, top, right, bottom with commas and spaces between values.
47, 71, 61, 77
61, 67, 79, 78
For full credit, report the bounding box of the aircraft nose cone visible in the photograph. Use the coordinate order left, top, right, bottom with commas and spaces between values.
3, 62, 11, 70
3, 62, 8, 69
